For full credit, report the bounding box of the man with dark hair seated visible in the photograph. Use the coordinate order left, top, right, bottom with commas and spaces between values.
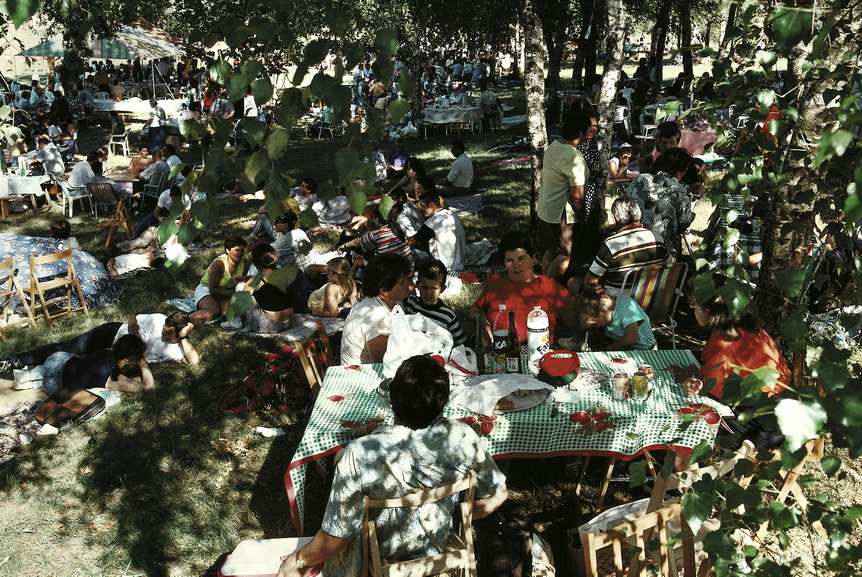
340, 253, 414, 365
277, 355, 508, 577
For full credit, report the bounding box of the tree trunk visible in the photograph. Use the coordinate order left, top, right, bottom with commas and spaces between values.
653, 0, 672, 85
541, 0, 568, 121
595, 0, 625, 204
720, 2, 737, 54
572, 0, 594, 87
680, 0, 693, 80
523, 0, 548, 234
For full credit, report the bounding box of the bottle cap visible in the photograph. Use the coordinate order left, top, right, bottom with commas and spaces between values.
498, 304, 506, 311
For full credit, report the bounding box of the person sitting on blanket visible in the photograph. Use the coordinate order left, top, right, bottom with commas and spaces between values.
222, 243, 298, 334
339, 201, 412, 263
575, 285, 657, 351
307, 257, 359, 318
387, 156, 426, 200
8, 334, 154, 395
191, 236, 250, 324
49, 219, 80, 250
412, 183, 467, 271
1, 312, 199, 380
402, 259, 467, 346
438, 139, 474, 196
340, 253, 414, 365
276, 354, 508, 577
106, 208, 169, 278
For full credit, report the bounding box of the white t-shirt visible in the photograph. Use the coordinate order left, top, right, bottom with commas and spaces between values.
272, 228, 311, 265
68, 161, 95, 188
340, 298, 400, 365
243, 94, 259, 118
425, 208, 467, 271
114, 313, 185, 364
537, 139, 588, 224
446, 152, 474, 189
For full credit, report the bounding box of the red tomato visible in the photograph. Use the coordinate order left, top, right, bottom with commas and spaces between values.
570, 411, 592, 424
478, 415, 497, 422
594, 421, 610, 432
703, 411, 721, 425
459, 416, 477, 425
593, 411, 610, 420
480, 421, 495, 435
678, 407, 697, 414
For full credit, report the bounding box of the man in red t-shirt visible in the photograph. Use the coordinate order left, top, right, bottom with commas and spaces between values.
474, 231, 572, 343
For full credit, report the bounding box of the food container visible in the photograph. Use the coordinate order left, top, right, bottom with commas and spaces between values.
610, 372, 630, 400
538, 350, 581, 388
630, 371, 652, 401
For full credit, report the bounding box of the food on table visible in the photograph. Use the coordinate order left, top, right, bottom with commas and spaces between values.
638, 364, 654, 381
611, 372, 630, 400
538, 350, 581, 387
630, 371, 652, 401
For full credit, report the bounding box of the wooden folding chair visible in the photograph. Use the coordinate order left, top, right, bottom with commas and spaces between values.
362, 470, 477, 577
756, 437, 826, 540
291, 320, 332, 391
28, 248, 88, 325
581, 502, 707, 577
89, 181, 133, 247
0, 257, 36, 329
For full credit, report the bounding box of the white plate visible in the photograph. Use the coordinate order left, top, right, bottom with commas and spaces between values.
494, 389, 550, 412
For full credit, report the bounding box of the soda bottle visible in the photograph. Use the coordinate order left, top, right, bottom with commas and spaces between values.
492, 304, 508, 374
526, 306, 550, 375
506, 310, 521, 373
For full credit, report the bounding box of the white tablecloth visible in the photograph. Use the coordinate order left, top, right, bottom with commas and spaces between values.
0, 175, 49, 198
92, 98, 185, 116
423, 106, 482, 125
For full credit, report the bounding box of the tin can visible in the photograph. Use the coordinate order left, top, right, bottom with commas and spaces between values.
631, 371, 651, 401
611, 373, 630, 400
638, 364, 654, 382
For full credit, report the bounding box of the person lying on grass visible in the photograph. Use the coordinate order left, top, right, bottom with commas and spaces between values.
276, 354, 507, 577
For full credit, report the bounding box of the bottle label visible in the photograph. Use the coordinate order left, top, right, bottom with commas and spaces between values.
506, 357, 519, 373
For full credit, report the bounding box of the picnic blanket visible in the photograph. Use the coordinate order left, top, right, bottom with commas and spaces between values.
446, 193, 483, 217
0, 234, 122, 311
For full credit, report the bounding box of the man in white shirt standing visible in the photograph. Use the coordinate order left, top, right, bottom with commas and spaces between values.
439, 140, 474, 197
413, 181, 467, 271
535, 108, 590, 281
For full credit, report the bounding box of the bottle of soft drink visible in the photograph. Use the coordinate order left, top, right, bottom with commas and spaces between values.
506, 310, 521, 373
492, 304, 508, 374
526, 306, 550, 375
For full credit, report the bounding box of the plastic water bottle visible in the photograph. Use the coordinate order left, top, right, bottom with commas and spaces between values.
526, 306, 550, 375
492, 304, 509, 374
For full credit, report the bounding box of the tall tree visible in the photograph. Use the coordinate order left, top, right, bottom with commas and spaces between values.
522, 0, 548, 228
595, 0, 626, 158
651, 0, 672, 84
680, 0, 693, 80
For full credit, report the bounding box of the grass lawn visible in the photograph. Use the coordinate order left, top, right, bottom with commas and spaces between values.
0, 85, 858, 577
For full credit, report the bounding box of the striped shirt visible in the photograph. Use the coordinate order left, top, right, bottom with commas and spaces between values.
402, 295, 466, 346
589, 225, 670, 294
359, 226, 412, 261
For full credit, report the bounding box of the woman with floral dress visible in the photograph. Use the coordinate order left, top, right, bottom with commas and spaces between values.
568, 109, 608, 278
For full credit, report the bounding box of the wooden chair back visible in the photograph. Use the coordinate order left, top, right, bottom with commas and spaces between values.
293, 320, 332, 391
0, 257, 36, 328
362, 470, 477, 577
581, 502, 701, 577
28, 248, 88, 324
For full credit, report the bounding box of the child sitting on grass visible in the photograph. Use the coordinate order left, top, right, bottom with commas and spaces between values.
576, 286, 656, 350
402, 259, 466, 346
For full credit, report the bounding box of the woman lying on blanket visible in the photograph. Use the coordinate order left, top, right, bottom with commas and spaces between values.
191, 236, 250, 324
11, 334, 154, 395
222, 243, 297, 334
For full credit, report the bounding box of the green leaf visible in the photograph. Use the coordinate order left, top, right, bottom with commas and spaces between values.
244, 150, 269, 185
374, 29, 398, 57
844, 191, 862, 226
628, 460, 648, 488
779, 308, 807, 351
774, 268, 806, 298
771, 6, 813, 50
846, 506, 862, 520
775, 399, 827, 452
242, 119, 267, 147
388, 99, 411, 124
348, 190, 367, 215
692, 273, 716, 305
830, 130, 854, 156
268, 263, 298, 292
209, 59, 232, 85
302, 39, 330, 67
227, 291, 256, 321
266, 127, 290, 160
378, 195, 395, 220
687, 440, 712, 466
682, 490, 713, 535
252, 77, 273, 107
717, 279, 750, 318
769, 501, 799, 529
6, 0, 41, 27
757, 89, 776, 109
821, 454, 841, 477
299, 209, 319, 229
157, 220, 179, 245
739, 367, 780, 399
756, 50, 777, 69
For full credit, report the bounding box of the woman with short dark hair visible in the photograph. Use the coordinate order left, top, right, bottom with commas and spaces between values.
191, 236, 249, 323
340, 253, 414, 364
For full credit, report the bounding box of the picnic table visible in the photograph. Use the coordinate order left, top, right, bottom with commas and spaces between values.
0, 174, 50, 217
284, 349, 729, 533
422, 106, 482, 126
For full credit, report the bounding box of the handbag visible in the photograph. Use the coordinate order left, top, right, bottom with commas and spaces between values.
36, 388, 106, 428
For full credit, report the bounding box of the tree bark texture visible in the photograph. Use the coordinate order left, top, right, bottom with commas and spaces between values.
719, 2, 737, 55
652, 0, 672, 85
595, 0, 625, 192
680, 0, 693, 79
572, 0, 595, 87
541, 0, 569, 123
523, 0, 548, 232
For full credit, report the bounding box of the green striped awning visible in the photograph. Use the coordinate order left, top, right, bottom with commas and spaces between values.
20, 37, 137, 59
18, 19, 184, 60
